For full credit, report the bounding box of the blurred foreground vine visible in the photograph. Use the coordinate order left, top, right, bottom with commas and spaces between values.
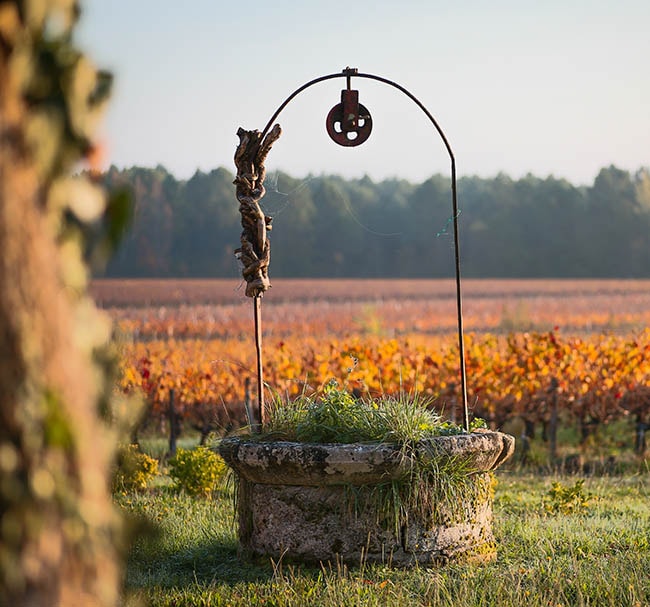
0, 1, 130, 605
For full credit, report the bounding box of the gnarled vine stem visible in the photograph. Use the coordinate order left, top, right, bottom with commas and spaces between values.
234, 124, 282, 297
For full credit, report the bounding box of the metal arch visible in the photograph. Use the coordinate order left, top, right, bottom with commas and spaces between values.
257, 68, 469, 432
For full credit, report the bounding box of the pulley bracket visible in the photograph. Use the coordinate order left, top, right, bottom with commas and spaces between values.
326, 86, 373, 147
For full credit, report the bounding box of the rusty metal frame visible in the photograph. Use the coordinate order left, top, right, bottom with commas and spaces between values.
253, 67, 469, 432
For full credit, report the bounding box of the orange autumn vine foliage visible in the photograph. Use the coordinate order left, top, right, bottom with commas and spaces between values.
117, 329, 650, 430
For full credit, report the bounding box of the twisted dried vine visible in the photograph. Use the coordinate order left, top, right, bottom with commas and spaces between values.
234, 124, 282, 297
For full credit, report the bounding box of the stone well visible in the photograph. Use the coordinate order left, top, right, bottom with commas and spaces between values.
219, 431, 514, 566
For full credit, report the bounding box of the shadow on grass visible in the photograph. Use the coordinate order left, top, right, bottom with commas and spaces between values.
122, 499, 319, 593
125, 522, 277, 590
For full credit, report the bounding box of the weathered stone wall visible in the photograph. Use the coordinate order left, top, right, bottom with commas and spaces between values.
238, 472, 496, 566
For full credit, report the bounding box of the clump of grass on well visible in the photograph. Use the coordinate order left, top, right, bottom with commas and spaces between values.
349, 452, 493, 536
262, 381, 471, 444
118, 471, 650, 607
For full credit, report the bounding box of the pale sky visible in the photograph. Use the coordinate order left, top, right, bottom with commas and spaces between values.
76, 0, 649, 185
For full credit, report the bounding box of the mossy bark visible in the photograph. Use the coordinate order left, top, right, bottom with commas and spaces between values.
0, 2, 122, 605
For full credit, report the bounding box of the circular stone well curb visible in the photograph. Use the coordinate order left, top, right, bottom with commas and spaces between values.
220, 431, 514, 566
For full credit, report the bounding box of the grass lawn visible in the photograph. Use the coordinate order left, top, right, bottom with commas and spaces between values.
117, 468, 650, 607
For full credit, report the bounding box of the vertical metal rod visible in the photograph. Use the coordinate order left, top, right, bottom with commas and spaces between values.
253, 296, 265, 429
450, 160, 470, 432
168, 388, 177, 457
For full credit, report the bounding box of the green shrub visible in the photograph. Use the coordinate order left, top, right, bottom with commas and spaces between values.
543, 479, 596, 515
168, 446, 227, 498
112, 444, 159, 493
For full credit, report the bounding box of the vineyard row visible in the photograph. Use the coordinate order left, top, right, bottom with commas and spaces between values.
117, 329, 650, 440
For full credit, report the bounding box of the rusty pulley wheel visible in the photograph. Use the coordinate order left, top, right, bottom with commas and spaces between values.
326, 89, 373, 147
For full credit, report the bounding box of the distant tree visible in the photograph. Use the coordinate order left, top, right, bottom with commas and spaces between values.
512, 175, 586, 277
585, 166, 645, 276
173, 168, 239, 276
460, 173, 522, 277
308, 178, 361, 276
126, 166, 175, 275
397, 175, 454, 277
102, 165, 173, 276
262, 171, 318, 277
635, 168, 650, 211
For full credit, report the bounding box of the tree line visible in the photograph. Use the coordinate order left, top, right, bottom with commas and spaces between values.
100, 164, 650, 279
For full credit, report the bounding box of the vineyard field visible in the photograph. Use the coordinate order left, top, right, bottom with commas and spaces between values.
95, 277, 650, 338
92, 277, 650, 307
101, 279, 650, 461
